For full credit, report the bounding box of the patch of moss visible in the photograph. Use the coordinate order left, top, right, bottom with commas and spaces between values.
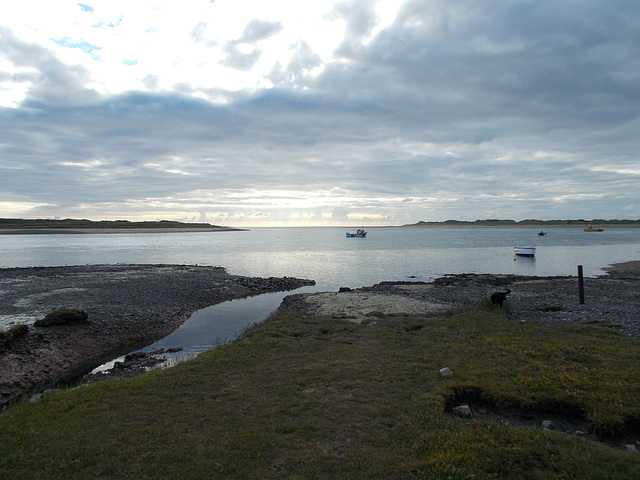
0, 324, 29, 351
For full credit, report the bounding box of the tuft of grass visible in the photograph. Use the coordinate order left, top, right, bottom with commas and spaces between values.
34, 308, 89, 327
1, 308, 640, 479
542, 303, 563, 311
477, 297, 512, 314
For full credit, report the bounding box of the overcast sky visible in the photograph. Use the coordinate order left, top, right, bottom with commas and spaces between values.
1, 0, 639, 226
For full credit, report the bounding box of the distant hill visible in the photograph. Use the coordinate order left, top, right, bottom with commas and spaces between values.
0, 218, 220, 230
404, 219, 640, 227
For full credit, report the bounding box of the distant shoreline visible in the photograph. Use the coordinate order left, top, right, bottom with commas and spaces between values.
2, 224, 639, 233
0, 227, 247, 235
399, 223, 640, 229
400, 220, 640, 228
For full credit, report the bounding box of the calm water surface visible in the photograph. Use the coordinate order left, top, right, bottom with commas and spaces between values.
3, 227, 639, 365
3, 226, 640, 289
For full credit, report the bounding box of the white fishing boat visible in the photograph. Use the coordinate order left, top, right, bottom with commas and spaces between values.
514, 246, 536, 257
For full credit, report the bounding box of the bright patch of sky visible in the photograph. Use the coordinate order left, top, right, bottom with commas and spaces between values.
1, 0, 363, 104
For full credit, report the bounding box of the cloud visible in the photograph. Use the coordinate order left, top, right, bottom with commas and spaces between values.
219, 19, 284, 71
220, 43, 262, 71
239, 19, 283, 43
0, 27, 99, 106
267, 41, 323, 88
0, 1, 639, 225
330, 0, 381, 58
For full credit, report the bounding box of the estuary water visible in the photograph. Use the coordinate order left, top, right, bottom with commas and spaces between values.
3, 226, 639, 364
2, 226, 640, 290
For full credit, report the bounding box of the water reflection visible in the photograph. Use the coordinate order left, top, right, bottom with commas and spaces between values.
92, 286, 317, 373
513, 254, 536, 273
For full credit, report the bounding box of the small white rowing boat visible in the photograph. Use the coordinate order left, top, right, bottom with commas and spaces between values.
514, 246, 536, 257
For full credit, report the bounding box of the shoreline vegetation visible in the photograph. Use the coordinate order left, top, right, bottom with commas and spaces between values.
1, 217, 639, 234
0, 218, 245, 234
1, 263, 640, 478
403, 218, 640, 228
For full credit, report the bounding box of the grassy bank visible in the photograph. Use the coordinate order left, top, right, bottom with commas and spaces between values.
1, 307, 640, 479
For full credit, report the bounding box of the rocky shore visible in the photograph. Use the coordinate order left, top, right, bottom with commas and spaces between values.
280, 261, 640, 338
2, 261, 639, 411
0, 264, 314, 409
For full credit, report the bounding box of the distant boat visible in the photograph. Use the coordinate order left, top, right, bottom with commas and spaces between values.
514, 246, 536, 257
346, 229, 367, 238
584, 226, 604, 232
538, 230, 547, 236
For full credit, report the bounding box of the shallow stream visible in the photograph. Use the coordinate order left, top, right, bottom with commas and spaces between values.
91, 286, 317, 374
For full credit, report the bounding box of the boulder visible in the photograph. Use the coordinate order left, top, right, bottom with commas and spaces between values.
453, 404, 473, 417
541, 420, 554, 430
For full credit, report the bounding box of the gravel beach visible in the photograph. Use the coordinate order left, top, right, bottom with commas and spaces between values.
0, 264, 314, 409
1, 261, 638, 410
279, 261, 640, 338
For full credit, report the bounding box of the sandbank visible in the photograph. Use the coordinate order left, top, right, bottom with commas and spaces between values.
0, 226, 246, 235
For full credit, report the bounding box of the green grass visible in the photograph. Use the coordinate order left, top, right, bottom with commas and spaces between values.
1, 307, 640, 479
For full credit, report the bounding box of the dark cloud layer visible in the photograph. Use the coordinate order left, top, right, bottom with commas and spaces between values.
1, 1, 639, 224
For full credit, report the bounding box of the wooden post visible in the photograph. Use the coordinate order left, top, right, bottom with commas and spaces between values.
578, 265, 585, 304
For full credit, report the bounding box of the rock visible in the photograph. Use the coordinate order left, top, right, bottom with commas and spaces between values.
166, 347, 183, 353
34, 308, 89, 327
339, 287, 352, 292
0, 324, 30, 352
453, 404, 473, 417
625, 444, 638, 453
439, 367, 453, 377
541, 420, 554, 430
124, 352, 147, 361
542, 304, 563, 312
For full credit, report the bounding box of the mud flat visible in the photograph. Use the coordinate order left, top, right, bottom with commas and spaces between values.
0, 264, 314, 409
3, 261, 638, 410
